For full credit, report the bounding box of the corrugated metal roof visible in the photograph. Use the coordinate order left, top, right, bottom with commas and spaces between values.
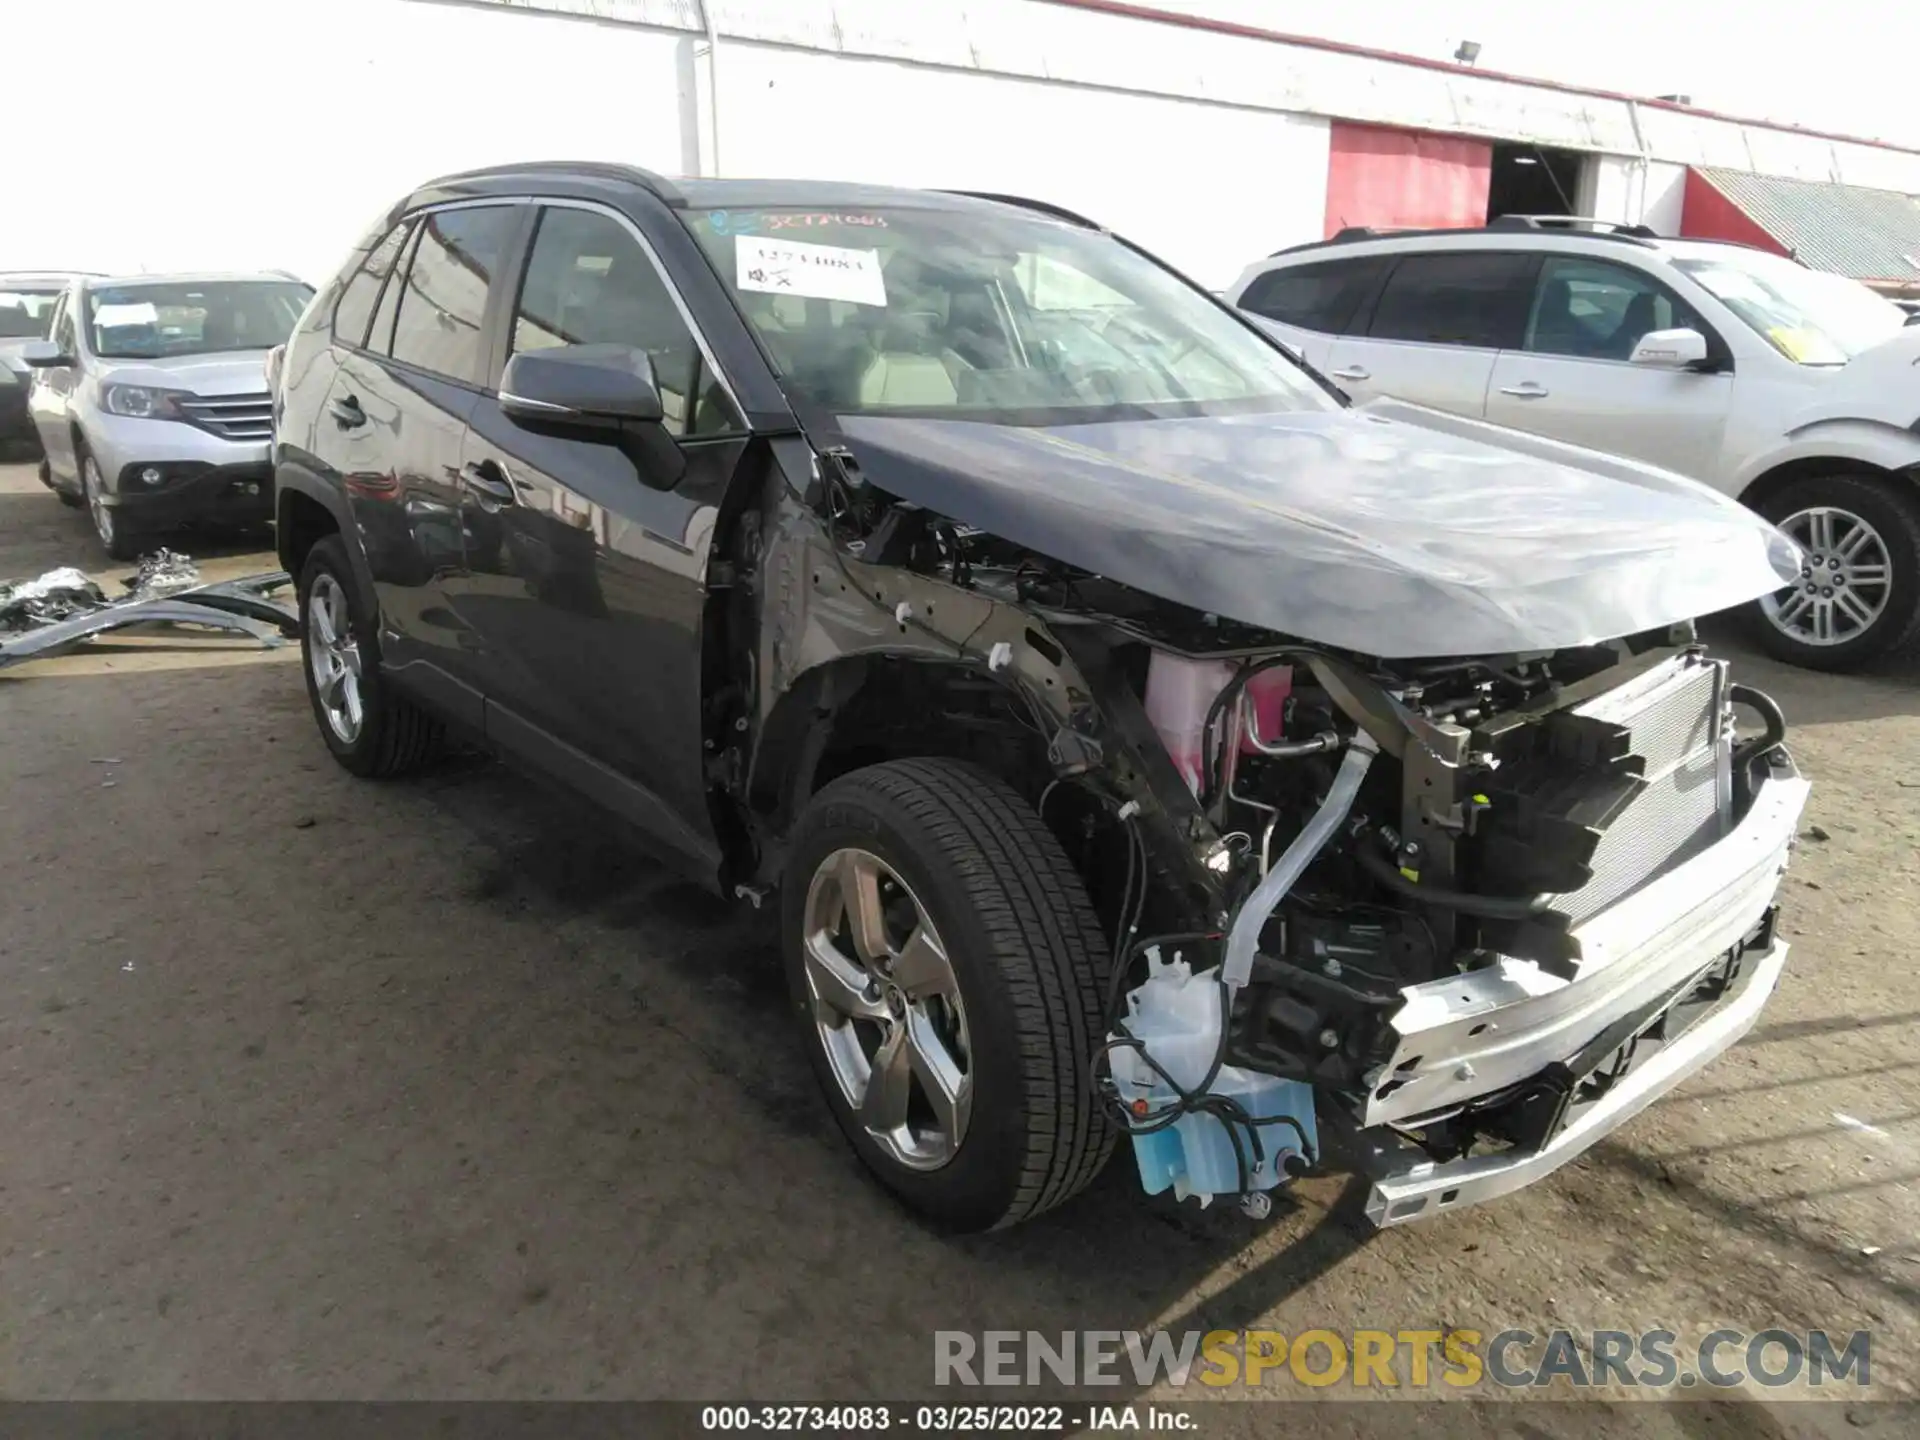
1696, 166, 1920, 281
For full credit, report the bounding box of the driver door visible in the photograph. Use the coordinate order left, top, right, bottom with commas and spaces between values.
1484, 255, 1733, 480
448, 201, 752, 876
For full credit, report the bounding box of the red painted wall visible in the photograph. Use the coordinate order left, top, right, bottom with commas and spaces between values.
1679, 170, 1791, 256
1324, 121, 1493, 237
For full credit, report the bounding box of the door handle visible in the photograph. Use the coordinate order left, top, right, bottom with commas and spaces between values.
460, 460, 517, 504
1331, 365, 1371, 381
328, 394, 366, 429
1499, 382, 1550, 399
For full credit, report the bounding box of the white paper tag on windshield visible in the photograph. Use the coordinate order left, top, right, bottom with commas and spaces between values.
736, 236, 887, 307
94, 302, 159, 327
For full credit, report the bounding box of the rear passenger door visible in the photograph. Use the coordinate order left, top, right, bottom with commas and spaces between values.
449, 201, 751, 875
314, 201, 525, 723
1324, 250, 1539, 417
1235, 255, 1388, 372
1483, 254, 1733, 479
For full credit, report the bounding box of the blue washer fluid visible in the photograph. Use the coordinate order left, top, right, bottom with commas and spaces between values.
1108, 948, 1317, 1206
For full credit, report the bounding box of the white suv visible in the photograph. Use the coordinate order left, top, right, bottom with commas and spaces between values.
1228, 219, 1920, 670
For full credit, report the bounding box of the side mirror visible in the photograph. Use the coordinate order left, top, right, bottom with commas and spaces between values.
1628, 327, 1710, 369
19, 339, 72, 368
499, 343, 684, 490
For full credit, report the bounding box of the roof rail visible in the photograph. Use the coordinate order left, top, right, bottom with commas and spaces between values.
1487, 214, 1662, 241
428, 160, 686, 206
1269, 217, 1664, 258
1268, 225, 1483, 257
941, 191, 1103, 229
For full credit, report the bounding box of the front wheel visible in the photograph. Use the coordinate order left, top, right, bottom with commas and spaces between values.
80, 449, 141, 561
1751, 474, 1920, 671
782, 758, 1114, 1231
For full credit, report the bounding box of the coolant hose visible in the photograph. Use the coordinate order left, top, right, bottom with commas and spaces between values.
1221, 731, 1379, 991
1730, 683, 1786, 767
1354, 840, 1551, 920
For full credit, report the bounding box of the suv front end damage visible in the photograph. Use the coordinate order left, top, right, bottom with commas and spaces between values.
733, 414, 1808, 1229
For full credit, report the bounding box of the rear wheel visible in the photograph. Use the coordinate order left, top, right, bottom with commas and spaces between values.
297, 535, 444, 777
782, 758, 1113, 1231
1751, 474, 1920, 671
81, 449, 140, 561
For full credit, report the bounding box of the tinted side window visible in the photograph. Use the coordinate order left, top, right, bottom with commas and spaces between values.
332, 221, 413, 349
511, 206, 740, 437
1368, 252, 1537, 349
1239, 257, 1386, 334
389, 206, 519, 384
1524, 256, 1708, 361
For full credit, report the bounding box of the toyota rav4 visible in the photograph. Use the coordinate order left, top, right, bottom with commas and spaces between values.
272, 165, 1809, 1233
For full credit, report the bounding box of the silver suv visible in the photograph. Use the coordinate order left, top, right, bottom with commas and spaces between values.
23, 272, 313, 559
1229, 219, 1920, 670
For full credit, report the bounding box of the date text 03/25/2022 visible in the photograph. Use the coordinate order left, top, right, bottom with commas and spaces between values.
698, 1405, 1191, 1432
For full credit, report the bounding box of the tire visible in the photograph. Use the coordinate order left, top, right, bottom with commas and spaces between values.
79, 447, 141, 561
782, 757, 1114, 1231
1749, 473, 1920, 671
297, 535, 444, 777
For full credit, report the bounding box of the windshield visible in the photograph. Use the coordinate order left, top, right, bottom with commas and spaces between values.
1675, 252, 1906, 365
0, 288, 64, 340
83, 280, 312, 360
687, 205, 1330, 422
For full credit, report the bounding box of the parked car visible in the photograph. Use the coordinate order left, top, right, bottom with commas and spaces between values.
0, 272, 95, 458
1229, 219, 1920, 670
275, 165, 1806, 1233
20, 272, 314, 559
1895, 297, 1920, 324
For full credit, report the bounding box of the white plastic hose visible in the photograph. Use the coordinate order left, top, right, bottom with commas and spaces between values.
1220, 730, 1380, 991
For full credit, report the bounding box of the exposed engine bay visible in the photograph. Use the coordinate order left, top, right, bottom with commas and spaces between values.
736, 441, 1808, 1224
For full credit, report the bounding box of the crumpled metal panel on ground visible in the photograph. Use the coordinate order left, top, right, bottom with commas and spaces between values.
0, 556, 298, 672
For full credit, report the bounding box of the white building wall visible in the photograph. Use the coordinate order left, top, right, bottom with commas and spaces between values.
6, 0, 1919, 292
713, 46, 1330, 287
5, 0, 695, 286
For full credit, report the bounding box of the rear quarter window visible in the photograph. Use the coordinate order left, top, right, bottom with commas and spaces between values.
332, 221, 414, 348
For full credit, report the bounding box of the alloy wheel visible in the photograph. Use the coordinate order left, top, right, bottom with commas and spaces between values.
83, 456, 115, 549
306, 571, 365, 744
1761, 506, 1893, 647
801, 847, 973, 1170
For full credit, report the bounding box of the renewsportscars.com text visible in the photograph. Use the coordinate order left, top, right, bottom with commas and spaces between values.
934, 1327, 1872, 1390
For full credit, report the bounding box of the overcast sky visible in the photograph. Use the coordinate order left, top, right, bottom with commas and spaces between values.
1162, 0, 1918, 149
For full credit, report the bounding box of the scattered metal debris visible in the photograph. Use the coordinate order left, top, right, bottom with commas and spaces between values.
0, 560, 297, 672
123, 549, 203, 603
1, 568, 109, 629
1834, 1112, 1891, 1138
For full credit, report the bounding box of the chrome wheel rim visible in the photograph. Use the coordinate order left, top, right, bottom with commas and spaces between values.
1762, 506, 1893, 647
83, 457, 114, 547
802, 847, 972, 1170
306, 572, 365, 744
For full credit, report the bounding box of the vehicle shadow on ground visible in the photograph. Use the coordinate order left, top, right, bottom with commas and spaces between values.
409, 749, 1379, 1399
0, 485, 271, 580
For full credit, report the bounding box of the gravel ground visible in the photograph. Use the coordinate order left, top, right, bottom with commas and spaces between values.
1, 461, 1916, 1434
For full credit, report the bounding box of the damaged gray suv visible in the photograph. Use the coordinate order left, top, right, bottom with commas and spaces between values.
273, 164, 1810, 1233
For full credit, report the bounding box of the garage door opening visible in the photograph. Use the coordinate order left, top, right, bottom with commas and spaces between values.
1487, 143, 1587, 223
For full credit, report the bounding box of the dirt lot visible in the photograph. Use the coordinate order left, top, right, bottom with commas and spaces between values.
1, 459, 1916, 1431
